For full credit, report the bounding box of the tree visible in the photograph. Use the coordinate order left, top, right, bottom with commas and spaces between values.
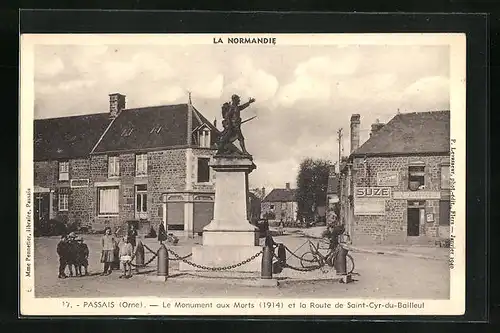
295, 158, 331, 221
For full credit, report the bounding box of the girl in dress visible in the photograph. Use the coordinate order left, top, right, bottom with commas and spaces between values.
100, 227, 116, 276
119, 236, 134, 279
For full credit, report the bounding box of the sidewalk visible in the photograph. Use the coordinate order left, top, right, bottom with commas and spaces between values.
294, 227, 449, 261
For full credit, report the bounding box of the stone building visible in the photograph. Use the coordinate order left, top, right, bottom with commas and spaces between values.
339, 111, 451, 245
34, 113, 112, 232
261, 183, 298, 223
34, 93, 220, 237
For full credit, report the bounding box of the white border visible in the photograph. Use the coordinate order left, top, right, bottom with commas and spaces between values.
19, 33, 466, 316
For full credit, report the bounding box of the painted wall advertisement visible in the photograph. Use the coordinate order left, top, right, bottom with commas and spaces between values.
354, 187, 390, 215
377, 171, 399, 187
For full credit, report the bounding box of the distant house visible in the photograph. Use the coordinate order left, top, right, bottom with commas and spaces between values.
34, 92, 222, 237
326, 173, 340, 225
261, 183, 297, 222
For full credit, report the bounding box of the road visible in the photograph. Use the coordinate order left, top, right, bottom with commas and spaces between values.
32, 234, 450, 299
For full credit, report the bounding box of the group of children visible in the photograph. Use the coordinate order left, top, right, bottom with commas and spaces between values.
56, 226, 138, 279
100, 226, 136, 279
56, 232, 89, 278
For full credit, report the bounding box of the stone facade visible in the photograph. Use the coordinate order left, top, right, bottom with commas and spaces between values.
340, 154, 450, 245
34, 158, 92, 228
89, 149, 189, 233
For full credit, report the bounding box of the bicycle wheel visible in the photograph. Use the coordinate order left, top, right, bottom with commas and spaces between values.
346, 254, 355, 274
300, 251, 319, 268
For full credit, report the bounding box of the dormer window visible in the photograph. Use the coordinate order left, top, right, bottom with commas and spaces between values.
150, 125, 162, 134
121, 127, 134, 137
199, 128, 211, 148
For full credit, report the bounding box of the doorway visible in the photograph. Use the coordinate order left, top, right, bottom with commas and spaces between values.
34, 193, 50, 234
407, 201, 425, 236
407, 208, 420, 236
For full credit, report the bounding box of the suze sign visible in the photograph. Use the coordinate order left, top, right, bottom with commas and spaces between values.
354, 187, 391, 198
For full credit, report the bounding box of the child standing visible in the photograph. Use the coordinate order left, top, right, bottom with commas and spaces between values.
75, 237, 89, 276
119, 236, 134, 279
100, 227, 116, 276
56, 235, 68, 279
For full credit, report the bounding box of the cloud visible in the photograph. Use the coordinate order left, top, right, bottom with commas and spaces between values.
294, 55, 358, 77
224, 55, 279, 102
37, 79, 96, 95
192, 74, 224, 99
401, 76, 450, 111
35, 55, 64, 79
276, 55, 360, 108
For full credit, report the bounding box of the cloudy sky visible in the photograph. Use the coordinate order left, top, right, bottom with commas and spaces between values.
34, 43, 450, 191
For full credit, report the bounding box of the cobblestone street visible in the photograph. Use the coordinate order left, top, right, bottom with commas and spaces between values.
33, 233, 450, 299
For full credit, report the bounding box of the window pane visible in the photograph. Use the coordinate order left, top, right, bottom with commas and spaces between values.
136, 184, 147, 191
142, 194, 147, 212
136, 194, 141, 211
197, 158, 210, 182
99, 187, 119, 214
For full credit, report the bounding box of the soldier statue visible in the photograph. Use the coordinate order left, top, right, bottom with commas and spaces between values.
216, 94, 256, 156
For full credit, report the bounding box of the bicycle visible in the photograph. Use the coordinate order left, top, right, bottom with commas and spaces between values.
299, 237, 355, 274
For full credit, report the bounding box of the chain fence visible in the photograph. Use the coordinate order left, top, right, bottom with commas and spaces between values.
167, 247, 263, 272
126, 238, 351, 275
129, 243, 159, 268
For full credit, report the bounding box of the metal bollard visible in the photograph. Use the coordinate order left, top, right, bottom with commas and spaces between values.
334, 246, 349, 275
157, 243, 169, 277
261, 245, 273, 279
277, 243, 286, 263
135, 241, 145, 273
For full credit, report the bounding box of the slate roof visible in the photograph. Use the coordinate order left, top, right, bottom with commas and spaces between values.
263, 188, 297, 203
327, 175, 339, 194
92, 104, 189, 153
34, 113, 112, 161
352, 110, 450, 157
92, 104, 222, 154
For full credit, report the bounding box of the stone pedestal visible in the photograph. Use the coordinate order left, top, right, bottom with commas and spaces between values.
179, 155, 262, 273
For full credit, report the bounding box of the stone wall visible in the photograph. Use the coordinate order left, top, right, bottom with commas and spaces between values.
189, 148, 217, 192
347, 154, 450, 245
147, 149, 187, 228
34, 159, 93, 228
67, 158, 92, 228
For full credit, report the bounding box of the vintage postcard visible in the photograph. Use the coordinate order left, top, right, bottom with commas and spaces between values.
19, 33, 466, 316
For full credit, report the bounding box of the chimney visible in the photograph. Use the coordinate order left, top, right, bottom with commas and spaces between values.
370, 119, 385, 137
261, 187, 266, 199
350, 114, 360, 153
285, 182, 290, 190
213, 118, 217, 128
109, 93, 126, 119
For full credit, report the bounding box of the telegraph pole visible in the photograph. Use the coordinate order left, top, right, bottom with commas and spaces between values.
337, 128, 343, 173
